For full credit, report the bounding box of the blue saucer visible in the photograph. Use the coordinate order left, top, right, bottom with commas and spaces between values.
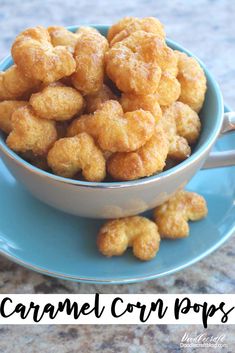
0, 106, 234, 284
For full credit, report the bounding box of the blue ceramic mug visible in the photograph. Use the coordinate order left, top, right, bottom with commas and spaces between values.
0, 25, 234, 218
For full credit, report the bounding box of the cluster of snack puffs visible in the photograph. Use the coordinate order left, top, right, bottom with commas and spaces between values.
0, 17, 207, 182
97, 190, 208, 261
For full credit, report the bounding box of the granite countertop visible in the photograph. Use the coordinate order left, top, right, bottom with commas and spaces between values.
0, 0, 234, 352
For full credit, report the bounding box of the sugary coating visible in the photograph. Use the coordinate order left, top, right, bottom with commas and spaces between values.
160, 104, 191, 161
108, 16, 165, 46
67, 113, 90, 136
176, 51, 207, 112
105, 31, 177, 94
157, 72, 181, 106
47, 133, 106, 181
67, 100, 155, 153
120, 93, 162, 123
106, 41, 161, 95
85, 84, 117, 114
154, 190, 208, 238
168, 135, 191, 161
0, 100, 28, 134
145, 39, 177, 77
107, 126, 169, 180
71, 27, 108, 95
0, 65, 39, 101
11, 26, 76, 83
97, 216, 160, 261
108, 17, 135, 42
48, 26, 79, 53
77, 26, 101, 36
30, 84, 84, 121
171, 101, 201, 144
6, 105, 57, 156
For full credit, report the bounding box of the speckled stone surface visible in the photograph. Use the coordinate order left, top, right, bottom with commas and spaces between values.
0, 0, 234, 351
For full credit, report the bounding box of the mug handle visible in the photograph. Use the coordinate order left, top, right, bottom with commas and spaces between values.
203, 112, 235, 169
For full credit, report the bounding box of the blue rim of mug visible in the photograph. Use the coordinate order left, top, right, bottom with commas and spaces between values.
0, 25, 224, 189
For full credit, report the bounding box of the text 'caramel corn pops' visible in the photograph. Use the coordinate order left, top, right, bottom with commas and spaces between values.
0, 16, 206, 183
